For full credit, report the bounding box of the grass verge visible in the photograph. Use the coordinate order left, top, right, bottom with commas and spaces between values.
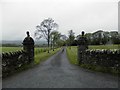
34, 48, 61, 65
66, 46, 119, 76
66, 47, 78, 65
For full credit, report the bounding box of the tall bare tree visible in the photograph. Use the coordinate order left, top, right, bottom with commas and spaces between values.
34, 18, 58, 53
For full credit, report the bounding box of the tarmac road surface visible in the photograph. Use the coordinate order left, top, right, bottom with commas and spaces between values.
2, 48, 118, 88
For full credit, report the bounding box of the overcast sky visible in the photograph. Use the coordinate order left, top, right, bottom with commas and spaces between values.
0, 0, 119, 41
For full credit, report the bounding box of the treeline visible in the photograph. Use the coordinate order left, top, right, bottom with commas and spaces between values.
85, 30, 120, 45
66, 30, 120, 46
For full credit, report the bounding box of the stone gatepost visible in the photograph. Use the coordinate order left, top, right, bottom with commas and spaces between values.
77, 31, 88, 65
23, 31, 34, 63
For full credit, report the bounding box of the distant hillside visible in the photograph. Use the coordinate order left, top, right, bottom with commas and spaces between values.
1, 40, 47, 45
1, 40, 22, 45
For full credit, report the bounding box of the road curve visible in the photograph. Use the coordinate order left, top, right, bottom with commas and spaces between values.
3, 48, 118, 88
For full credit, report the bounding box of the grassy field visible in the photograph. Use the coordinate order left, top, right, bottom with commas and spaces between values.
89, 44, 119, 49
2, 47, 49, 53
2, 44, 119, 53
2, 47, 23, 52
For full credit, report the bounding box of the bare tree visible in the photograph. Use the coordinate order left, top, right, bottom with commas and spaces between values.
34, 18, 58, 53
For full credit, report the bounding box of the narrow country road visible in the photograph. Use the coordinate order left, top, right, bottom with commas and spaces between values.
3, 48, 118, 88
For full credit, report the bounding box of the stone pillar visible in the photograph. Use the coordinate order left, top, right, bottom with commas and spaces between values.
77, 31, 88, 65
22, 31, 34, 63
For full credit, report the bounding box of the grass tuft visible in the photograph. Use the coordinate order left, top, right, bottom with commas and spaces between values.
34, 48, 61, 65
